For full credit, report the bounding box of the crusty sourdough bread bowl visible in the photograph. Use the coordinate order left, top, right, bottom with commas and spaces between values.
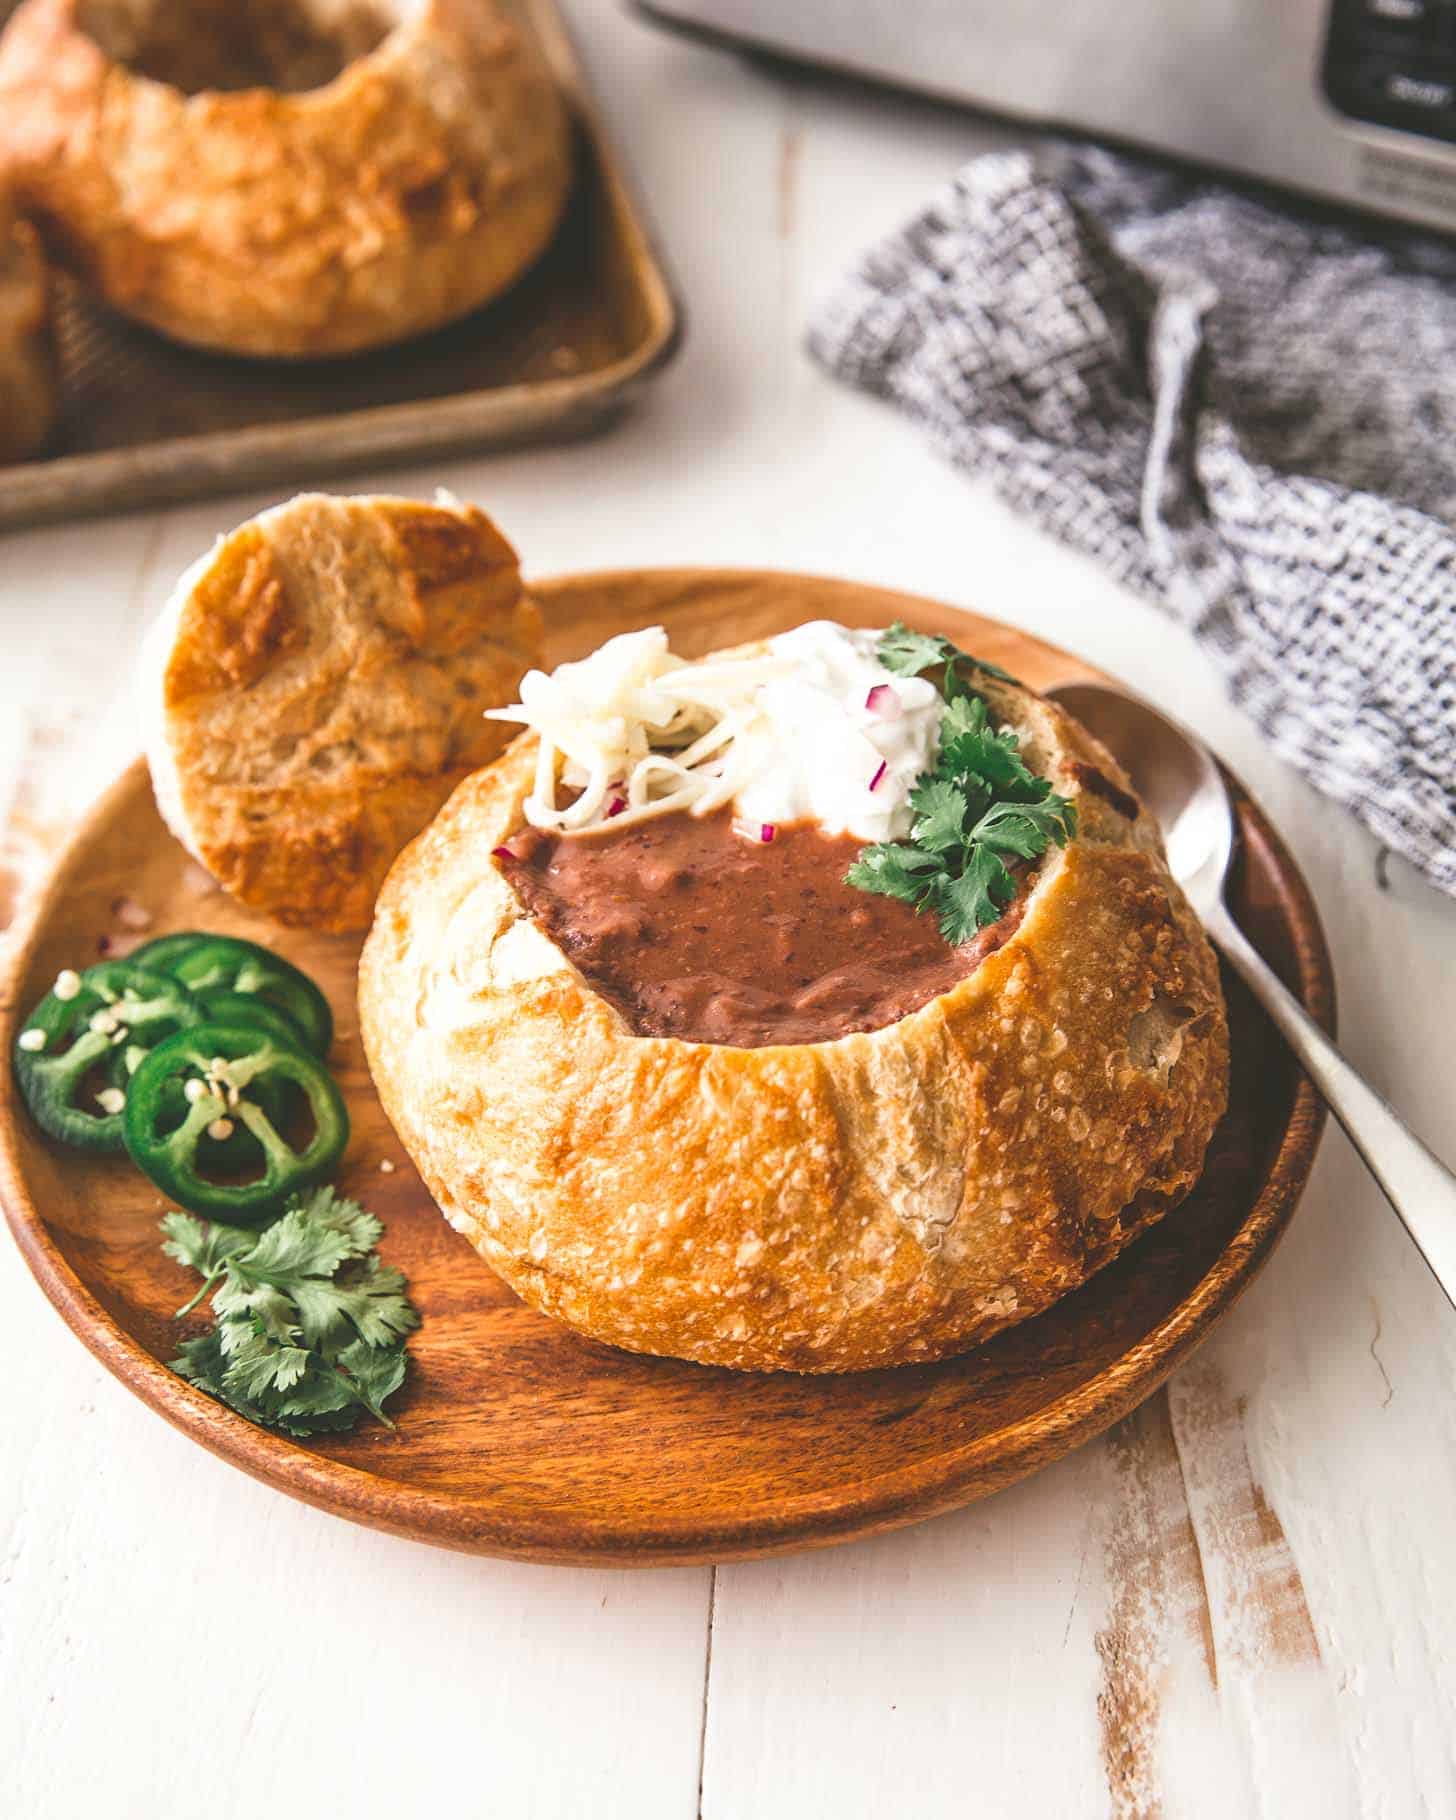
359, 651, 1230, 1374
143, 491, 542, 931
0, 0, 571, 357
0, 190, 55, 462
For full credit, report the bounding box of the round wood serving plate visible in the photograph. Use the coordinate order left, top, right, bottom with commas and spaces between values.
0, 569, 1332, 1566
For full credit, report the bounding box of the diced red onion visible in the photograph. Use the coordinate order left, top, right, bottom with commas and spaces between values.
868, 760, 888, 792
606, 796, 627, 819
865, 683, 901, 720
760, 823, 776, 843
492, 846, 516, 862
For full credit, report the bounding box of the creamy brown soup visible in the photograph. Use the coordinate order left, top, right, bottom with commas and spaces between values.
501, 808, 1027, 1048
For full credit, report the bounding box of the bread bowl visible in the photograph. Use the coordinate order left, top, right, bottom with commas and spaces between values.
359, 618, 1230, 1373
0, 191, 56, 462
143, 491, 543, 932
0, 0, 572, 357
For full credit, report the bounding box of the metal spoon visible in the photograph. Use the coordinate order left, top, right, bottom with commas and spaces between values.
1049, 680, 1456, 1309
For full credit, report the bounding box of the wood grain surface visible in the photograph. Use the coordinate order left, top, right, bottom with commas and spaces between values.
0, 568, 1331, 1565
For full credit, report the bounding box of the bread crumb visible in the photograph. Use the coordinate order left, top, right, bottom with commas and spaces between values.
96, 932, 147, 960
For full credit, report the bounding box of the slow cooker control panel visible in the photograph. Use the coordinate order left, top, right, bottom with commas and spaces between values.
1324, 0, 1456, 142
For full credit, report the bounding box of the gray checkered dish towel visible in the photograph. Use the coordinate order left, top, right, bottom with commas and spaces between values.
808, 143, 1456, 897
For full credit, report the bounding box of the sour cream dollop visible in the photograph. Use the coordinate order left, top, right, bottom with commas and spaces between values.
485, 620, 942, 844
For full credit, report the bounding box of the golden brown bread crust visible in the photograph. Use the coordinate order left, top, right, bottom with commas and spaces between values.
358, 654, 1231, 1373
0, 0, 572, 357
0, 191, 56, 462
145, 491, 543, 931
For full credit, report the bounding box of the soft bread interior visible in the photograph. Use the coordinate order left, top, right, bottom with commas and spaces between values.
72, 0, 412, 93
138, 541, 211, 869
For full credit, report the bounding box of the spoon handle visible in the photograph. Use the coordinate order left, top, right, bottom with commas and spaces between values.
1208, 905, 1456, 1310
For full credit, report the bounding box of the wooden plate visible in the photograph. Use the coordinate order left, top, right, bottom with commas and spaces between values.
0, 569, 1332, 1565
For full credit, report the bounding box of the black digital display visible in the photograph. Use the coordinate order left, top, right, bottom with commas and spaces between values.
1324, 0, 1456, 143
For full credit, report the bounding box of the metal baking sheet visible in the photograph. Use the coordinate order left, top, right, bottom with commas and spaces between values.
0, 0, 682, 530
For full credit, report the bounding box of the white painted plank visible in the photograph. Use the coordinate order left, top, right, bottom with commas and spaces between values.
0, 1258, 712, 1820
702, 1448, 1113, 1820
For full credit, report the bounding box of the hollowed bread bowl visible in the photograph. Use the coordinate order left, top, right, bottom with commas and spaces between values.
358, 649, 1231, 1374
0, 0, 572, 356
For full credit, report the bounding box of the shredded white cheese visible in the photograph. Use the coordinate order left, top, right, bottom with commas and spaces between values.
486, 620, 942, 843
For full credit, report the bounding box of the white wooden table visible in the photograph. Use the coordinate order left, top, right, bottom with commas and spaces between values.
4, 6, 1455, 1815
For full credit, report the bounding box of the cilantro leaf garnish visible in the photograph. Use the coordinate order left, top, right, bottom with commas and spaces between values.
876, 621, 1020, 690
938, 696, 1048, 800
290, 1256, 418, 1351
908, 776, 973, 853
844, 842, 942, 907
937, 847, 1018, 945
876, 624, 961, 680
846, 626, 1077, 940
163, 1186, 419, 1437
161, 1211, 253, 1280
333, 1339, 410, 1426
232, 1204, 359, 1284
222, 1330, 314, 1399
971, 797, 1077, 858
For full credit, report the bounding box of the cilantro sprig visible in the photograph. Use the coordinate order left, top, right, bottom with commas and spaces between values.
875, 623, 1020, 692
162, 1186, 419, 1437
846, 624, 1076, 944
